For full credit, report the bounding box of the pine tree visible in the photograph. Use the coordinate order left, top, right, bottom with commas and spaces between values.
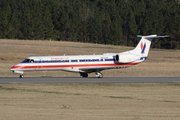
0, 2, 11, 39
42, 6, 54, 40
167, 3, 180, 49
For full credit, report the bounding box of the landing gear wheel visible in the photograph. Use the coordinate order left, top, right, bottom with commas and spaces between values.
96, 72, 103, 78
80, 73, 88, 78
19, 74, 24, 78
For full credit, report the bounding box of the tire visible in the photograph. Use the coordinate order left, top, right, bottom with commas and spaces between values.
20, 74, 24, 78
80, 73, 88, 78
83, 73, 88, 77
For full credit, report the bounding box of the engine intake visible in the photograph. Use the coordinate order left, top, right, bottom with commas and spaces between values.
115, 55, 119, 61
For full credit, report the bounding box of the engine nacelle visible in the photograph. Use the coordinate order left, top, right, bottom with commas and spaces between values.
115, 54, 140, 63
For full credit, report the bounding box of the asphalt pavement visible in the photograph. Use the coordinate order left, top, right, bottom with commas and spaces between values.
0, 77, 180, 83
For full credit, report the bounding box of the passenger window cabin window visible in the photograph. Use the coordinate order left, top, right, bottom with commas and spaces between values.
71, 60, 77, 62
105, 59, 112, 61
94, 59, 99, 61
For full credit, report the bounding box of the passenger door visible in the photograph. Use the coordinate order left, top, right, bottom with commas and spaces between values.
36, 58, 42, 70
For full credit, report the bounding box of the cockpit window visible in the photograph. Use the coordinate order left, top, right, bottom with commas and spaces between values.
22, 59, 34, 63
22, 59, 30, 63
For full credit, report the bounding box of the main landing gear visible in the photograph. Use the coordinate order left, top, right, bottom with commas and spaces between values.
80, 73, 88, 77
80, 72, 103, 78
96, 72, 103, 78
19, 74, 24, 78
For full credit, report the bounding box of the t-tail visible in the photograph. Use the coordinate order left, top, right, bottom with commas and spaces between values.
130, 35, 168, 57
114, 35, 168, 63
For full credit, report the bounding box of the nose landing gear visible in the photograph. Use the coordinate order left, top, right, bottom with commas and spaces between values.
19, 74, 24, 78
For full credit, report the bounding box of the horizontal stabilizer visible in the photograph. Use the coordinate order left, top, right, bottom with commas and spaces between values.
137, 35, 169, 39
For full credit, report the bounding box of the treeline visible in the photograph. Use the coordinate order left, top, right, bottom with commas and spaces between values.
0, 0, 180, 49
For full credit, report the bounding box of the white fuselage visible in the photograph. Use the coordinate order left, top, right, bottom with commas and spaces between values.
11, 53, 143, 74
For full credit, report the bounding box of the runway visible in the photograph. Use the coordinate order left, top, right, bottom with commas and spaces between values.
0, 77, 180, 84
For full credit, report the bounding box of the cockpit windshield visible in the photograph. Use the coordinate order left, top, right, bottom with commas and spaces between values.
22, 59, 30, 63
22, 59, 34, 63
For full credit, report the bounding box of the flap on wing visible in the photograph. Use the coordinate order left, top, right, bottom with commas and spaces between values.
79, 66, 114, 73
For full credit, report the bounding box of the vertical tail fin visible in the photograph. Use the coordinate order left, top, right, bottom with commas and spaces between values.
130, 35, 168, 57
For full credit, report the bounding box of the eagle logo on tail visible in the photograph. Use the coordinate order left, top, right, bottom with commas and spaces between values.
141, 42, 146, 54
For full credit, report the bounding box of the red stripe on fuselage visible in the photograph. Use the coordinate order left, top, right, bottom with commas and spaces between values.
11, 62, 139, 70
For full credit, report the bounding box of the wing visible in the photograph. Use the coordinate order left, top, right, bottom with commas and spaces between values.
79, 66, 114, 73
79, 65, 137, 73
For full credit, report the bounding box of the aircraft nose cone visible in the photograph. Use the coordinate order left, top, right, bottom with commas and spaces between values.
10, 66, 16, 71
10, 64, 22, 70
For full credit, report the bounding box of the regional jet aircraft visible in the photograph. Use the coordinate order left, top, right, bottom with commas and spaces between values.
10, 35, 168, 78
